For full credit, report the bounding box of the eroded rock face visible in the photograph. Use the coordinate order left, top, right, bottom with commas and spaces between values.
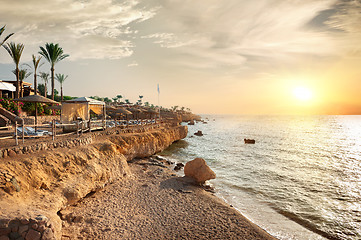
184, 158, 216, 184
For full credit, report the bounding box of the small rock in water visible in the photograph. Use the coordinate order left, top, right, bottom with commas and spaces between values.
244, 139, 255, 144
194, 130, 203, 136
174, 163, 184, 171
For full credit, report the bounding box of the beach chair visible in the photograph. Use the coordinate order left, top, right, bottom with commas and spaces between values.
26, 127, 50, 135
16, 127, 44, 136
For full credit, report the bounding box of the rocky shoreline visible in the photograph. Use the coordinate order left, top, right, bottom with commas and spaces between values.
60, 157, 276, 239
0, 122, 276, 239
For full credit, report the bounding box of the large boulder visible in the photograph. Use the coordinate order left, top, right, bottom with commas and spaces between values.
184, 158, 216, 184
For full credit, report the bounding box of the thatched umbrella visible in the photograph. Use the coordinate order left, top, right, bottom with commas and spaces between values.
14, 95, 59, 130
129, 108, 142, 119
116, 108, 132, 122
145, 108, 158, 119
45, 105, 61, 110
117, 107, 132, 115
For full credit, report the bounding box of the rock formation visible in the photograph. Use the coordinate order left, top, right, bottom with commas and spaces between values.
184, 158, 216, 184
0, 124, 187, 239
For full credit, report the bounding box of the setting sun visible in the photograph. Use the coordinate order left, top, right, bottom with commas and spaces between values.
293, 87, 313, 101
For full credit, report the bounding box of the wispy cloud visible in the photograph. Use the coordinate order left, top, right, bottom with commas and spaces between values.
127, 61, 139, 67
0, 0, 157, 61
140, 0, 361, 73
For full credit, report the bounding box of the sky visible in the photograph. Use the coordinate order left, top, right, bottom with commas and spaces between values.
0, 0, 360, 115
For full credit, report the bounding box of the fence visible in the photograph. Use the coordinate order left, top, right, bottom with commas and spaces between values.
0, 118, 168, 147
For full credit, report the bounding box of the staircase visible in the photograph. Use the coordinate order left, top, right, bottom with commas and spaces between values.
0, 107, 22, 127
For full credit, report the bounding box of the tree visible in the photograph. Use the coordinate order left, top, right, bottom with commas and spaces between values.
3, 42, 24, 98
25, 55, 43, 95
125, 99, 130, 104
0, 25, 13, 48
13, 68, 31, 96
137, 95, 143, 105
103, 97, 111, 103
37, 83, 46, 96
39, 43, 69, 100
55, 73, 68, 101
115, 94, 123, 104
39, 72, 49, 97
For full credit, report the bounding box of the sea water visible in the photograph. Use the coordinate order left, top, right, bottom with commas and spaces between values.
161, 115, 361, 240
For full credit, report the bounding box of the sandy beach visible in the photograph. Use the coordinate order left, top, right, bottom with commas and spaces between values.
60, 159, 277, 240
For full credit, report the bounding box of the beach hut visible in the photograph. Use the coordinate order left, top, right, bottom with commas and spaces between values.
61, 97, 106, 132
0, 81, 16, 98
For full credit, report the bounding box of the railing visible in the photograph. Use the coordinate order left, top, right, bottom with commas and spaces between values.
0, 118, 167, 146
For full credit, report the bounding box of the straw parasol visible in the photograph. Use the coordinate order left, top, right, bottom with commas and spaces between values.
117, 108, 132, 115
144, 108, 158, 119
14, 95, 59, 130
116, 108, 132, 121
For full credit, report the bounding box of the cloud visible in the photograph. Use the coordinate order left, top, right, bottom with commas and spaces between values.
140, 0, 352, 72
127, 61, 138, 67
0, 0, 157, 61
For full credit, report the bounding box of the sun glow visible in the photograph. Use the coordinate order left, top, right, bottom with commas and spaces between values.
293, 86, 313, 101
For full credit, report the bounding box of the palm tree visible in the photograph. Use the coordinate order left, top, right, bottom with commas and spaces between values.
39, 72, 49, 97
3, 42, 24, 98
0, 25, 13, 48
13, 68, 31, 96
25, 55, 43, 95
55, 73, 68, 101
39, 43, 69, 100
116, 94, 122, 103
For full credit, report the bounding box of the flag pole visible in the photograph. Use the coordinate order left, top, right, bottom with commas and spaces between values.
157, 84, 160, 121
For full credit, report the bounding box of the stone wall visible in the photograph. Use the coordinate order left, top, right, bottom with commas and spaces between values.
0, 122, 178, 160
0, 137, 92, 160
0, 215, 55, 240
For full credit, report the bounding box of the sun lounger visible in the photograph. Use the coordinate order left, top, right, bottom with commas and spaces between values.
26, 127, 50, 135
16, 127, 44, 137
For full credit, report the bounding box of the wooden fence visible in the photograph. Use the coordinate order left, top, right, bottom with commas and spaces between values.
0, 118, 163, 146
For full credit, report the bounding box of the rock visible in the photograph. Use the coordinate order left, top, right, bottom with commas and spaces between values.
184, 158, 216, 184
25, 229, 41, 240
188, 120, 195, 125
20, 219, 29, 225
244, 139, 255, 144
9, 232, 21, 239
18, 225, 29, 235
0, 236, 10, 240
7, 150, 16, 158
40, 183, 49, 190
174, 163, 184, 171
11, 178, 21, 192
31, 224, 38, 230
73, 216, 84, 223
0, 227, 11, 235
41, 228, 54, 240
194, 130, 203, 136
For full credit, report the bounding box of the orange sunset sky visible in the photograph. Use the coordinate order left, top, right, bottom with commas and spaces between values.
0, 0, 360, 115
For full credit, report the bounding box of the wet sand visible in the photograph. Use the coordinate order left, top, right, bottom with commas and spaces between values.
60, 160, 277, 240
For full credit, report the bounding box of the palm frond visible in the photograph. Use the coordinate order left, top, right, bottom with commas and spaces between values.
3, 42, 24, 66
0, 25, 14, 47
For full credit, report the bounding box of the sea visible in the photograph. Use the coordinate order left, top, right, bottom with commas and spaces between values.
160, 115, 361, 240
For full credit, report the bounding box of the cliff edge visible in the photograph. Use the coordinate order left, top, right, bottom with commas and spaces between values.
0, 125, 187, 239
